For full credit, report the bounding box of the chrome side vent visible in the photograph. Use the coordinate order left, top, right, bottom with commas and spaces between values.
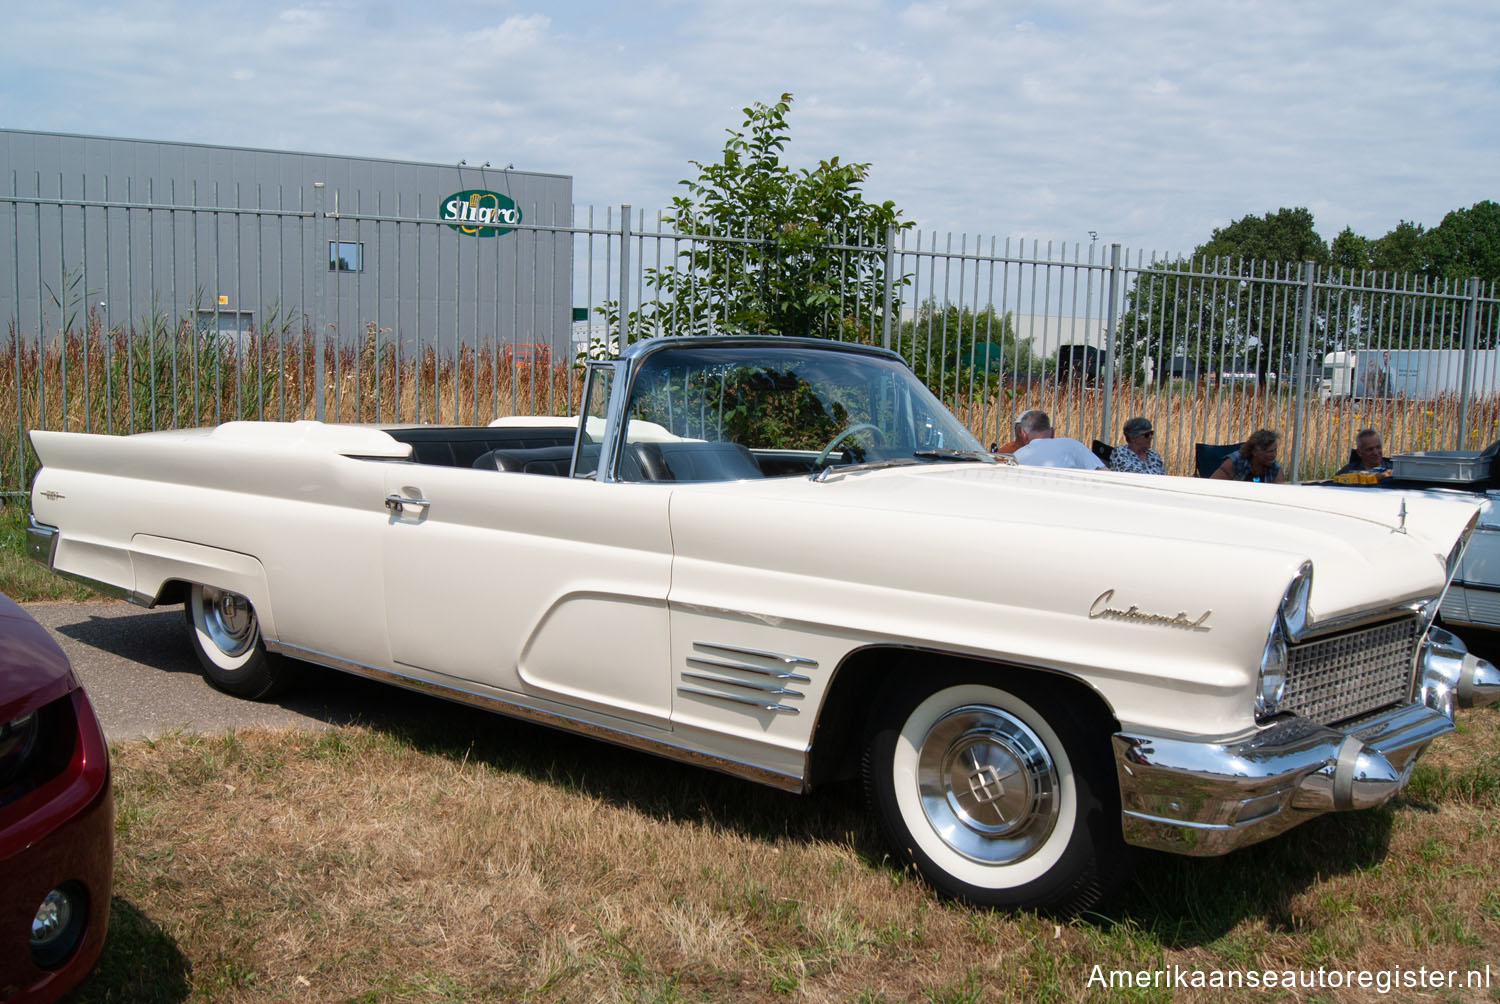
676, 642, 818, 715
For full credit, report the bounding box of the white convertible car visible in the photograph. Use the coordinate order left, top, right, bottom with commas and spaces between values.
26, 336, 1500, 913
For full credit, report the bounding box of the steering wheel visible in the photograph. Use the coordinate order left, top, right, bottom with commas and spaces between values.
814, 423, 886, 467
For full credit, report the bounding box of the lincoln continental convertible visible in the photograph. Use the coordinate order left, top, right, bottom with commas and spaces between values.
26, 335, 1500, 912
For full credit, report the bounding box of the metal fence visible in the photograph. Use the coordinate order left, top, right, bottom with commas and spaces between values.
4, 185, 1499, 494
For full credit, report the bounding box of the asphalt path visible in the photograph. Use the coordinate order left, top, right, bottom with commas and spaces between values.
23, 599, 466, 744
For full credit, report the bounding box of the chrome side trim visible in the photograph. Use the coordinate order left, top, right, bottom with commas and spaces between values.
685, 655, 812, 683
262, 639, 806, 792
675, 686, 799, 714
681, 671, 804, 699
692, 642, 818, 668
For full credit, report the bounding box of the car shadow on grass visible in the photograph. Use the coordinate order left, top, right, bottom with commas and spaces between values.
74, 898, 191, 1004
1090, 806, 1397, 946
327, 703, 1410, 946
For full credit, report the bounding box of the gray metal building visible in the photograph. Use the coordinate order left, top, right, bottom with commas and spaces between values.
1, 128, 574, 360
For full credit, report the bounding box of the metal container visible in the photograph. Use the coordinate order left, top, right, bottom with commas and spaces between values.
1390, 450, 1493, 483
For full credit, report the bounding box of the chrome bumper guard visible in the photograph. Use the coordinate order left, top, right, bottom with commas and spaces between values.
1114, 627, 1499, 856
26, 513, 60, 567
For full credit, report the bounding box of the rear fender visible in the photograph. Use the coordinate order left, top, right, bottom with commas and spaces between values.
128, 535, 276, 640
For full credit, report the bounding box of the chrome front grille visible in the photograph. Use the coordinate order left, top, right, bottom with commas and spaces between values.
1284, 616, 1420, 725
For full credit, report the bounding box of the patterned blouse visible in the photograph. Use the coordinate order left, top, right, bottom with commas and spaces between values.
1230, 453, 1281, 483
1108, 446, 1166, 475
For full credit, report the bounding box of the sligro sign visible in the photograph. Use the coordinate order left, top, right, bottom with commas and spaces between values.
441, 190, 521, 237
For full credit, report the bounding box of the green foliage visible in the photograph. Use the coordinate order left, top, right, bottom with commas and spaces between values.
602, 94, 911, 345
0, 500, 101, 600
1425, 200, 1500, 283
1197, 207, 1332, 267
1118, 209, 1328, 385
897, 300, 1047, 398
627, 363, 852, 451
1370, 220, 1429, 274
1120, 201, 1500, 379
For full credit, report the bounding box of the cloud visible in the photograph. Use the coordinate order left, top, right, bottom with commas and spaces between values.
1, 0, 1495, 255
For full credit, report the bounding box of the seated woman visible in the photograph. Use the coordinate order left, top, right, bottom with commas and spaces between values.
1210, 428, 1287, 483
1108, 416, 1165, 475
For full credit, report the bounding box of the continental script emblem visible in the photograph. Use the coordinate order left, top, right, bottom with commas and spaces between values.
41, 491, 65, 501
1089, 590, 1211, 631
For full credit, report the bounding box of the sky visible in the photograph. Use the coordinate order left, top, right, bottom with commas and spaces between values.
2, 0, 1496, 259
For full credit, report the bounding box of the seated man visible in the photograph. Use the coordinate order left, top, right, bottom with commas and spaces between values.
1011, 410, 1105, 470
1337, 427, 1387, 474
993, 408, 1040, 455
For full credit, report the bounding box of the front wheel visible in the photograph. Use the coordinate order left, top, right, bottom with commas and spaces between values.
863, 673, 1124, 912
184, 584, 294, 700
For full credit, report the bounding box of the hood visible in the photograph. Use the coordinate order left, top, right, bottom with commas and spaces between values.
0, 594, 78, 718
674, 462, 1479, 637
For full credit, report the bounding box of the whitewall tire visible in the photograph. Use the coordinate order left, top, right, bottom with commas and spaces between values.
184, 584, 294, 700
864, 673, 1123, 912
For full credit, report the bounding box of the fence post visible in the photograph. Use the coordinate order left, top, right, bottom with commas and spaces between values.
617, 205, 631, 349
312, 182, 326, 422
881, 225, 895, 350
1100, 243, 1122, 442
1288, 260, 1316, 482
1456, 276, 1481, 451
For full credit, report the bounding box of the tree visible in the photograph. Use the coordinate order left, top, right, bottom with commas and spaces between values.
600, 94, 910, 346
1370, 220, 1428, 274
1197, 207, 1331, 266
1424, 200, 1500, 283
1120, 208, 1330, 385
1330, 226, 1372, 271
896, 300, 1046, 400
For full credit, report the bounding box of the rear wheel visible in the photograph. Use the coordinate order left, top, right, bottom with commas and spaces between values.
184, 584, 294, 699
863, 672, 1124, 912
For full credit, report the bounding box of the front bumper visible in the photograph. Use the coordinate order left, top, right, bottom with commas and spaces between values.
1113, 701, 1451, 855
1114, 626, 1500, 856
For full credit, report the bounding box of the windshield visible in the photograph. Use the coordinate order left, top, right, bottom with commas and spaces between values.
615, 343, 986, 482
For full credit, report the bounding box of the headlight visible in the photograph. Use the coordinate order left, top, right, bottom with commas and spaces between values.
1279, 562, 1313, 643
1256, 563, 1311, 720
1257, 622, 1288, 720
0, 710, 41, 790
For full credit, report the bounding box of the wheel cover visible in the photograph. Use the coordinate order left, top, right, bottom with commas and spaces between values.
200, 586, 258, 657
916, 704, 1060, 866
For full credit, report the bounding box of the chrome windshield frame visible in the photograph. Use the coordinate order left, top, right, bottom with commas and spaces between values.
598, 335, 976, 483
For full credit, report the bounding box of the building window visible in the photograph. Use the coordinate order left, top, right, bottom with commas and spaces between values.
329, 241, 363, 272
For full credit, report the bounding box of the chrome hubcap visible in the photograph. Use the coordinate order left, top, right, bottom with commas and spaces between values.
200, 586, 256, 657
916, 705, 1059, 865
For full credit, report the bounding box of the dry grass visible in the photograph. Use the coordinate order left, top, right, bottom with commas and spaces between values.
81, 707, 1500, 1003
953, 382, 1500, 478
0, 320, 582, 490
9, 319, 1500, 490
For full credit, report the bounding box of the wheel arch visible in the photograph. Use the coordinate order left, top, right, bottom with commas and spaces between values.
128, 537, 277, 640
806, 646, 1122, 790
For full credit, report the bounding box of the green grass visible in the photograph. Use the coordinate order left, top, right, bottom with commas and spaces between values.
0, 499, 102, 601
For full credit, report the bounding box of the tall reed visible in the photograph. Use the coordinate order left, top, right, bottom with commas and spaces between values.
7, 312, 1497, 490
1, 311, 583, 491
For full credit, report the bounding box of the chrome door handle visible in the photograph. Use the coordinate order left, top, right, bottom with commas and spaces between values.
384, 494, 431, 515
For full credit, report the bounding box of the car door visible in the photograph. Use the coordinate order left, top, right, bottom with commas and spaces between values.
380, 462, 675, 727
